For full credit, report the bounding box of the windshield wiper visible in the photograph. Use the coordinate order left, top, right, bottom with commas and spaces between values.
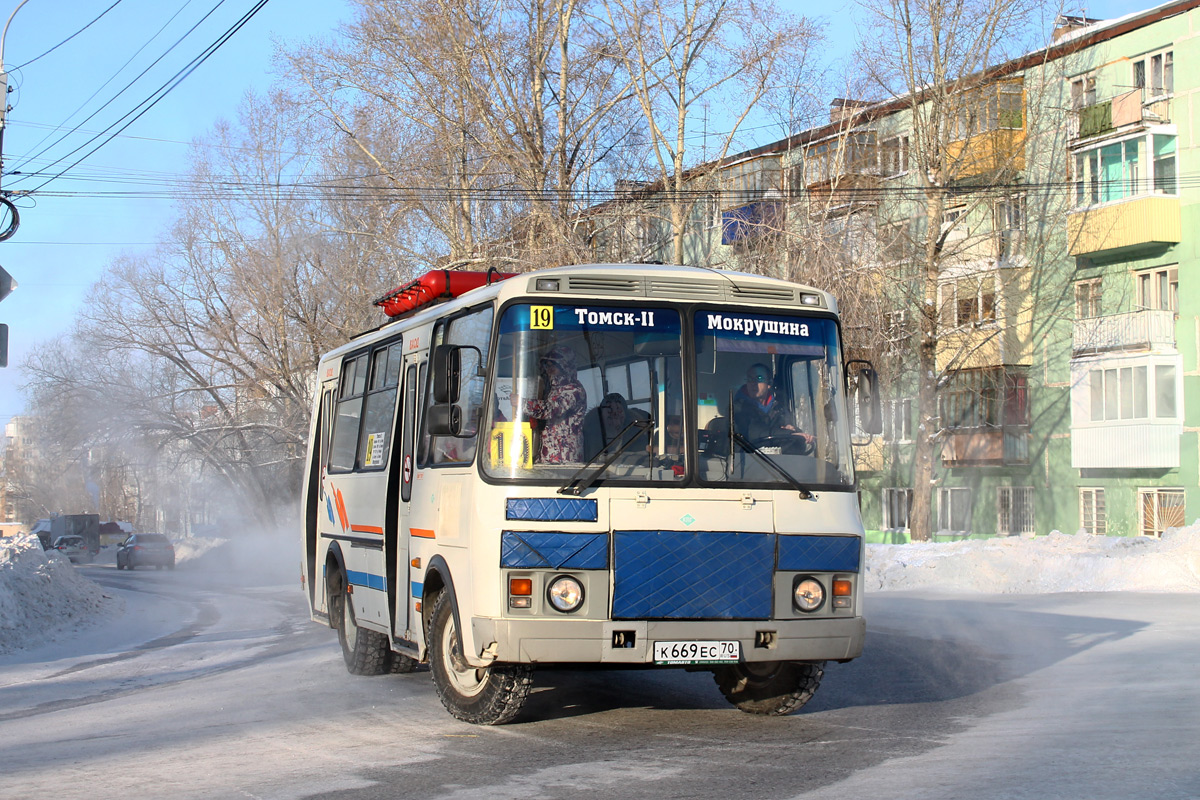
729, 429, 816, 501
558, 418, 652, 496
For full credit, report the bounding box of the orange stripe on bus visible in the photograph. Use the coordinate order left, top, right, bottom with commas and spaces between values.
410, 528, 436, 539
350, 525, 384, 535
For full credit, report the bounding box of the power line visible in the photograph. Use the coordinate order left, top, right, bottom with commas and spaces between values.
7, 0, 125, 70
7, 0, 237, 185
11, 0, 204, 173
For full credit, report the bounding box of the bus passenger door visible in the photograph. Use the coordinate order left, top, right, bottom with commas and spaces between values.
393, 358, 423, 642
308, 381, 337, 610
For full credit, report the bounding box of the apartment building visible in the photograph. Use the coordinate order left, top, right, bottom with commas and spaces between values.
585, 1, 1199, 539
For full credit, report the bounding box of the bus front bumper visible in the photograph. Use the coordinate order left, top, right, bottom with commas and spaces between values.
471, 616, 865, 666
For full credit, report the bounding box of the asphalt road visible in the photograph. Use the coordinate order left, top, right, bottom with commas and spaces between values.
0, 563, 1197, 800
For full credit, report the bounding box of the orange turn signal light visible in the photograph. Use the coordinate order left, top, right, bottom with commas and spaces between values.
510, 578, 533, 596
832, 579, 852, 596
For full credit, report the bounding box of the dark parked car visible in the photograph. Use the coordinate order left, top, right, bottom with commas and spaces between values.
116, 533, 176, 570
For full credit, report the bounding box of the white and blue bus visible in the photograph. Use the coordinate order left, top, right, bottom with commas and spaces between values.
301, 263, 881, 724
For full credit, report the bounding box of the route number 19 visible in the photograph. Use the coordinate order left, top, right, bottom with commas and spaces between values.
530, 306, 554, 329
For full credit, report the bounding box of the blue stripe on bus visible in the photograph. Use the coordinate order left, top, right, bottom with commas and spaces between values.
346, 569, 387, 591
506, 497, 598, 522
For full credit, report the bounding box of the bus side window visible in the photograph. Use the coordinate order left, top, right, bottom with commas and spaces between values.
401, 363, 419, 503
329, 356, 367, 472
356, 342, 403, 471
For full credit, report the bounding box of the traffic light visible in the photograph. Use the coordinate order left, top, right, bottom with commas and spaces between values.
0, 265, 13, 368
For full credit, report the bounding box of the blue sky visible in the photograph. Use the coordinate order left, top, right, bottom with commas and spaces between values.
0, 0, 1158, 430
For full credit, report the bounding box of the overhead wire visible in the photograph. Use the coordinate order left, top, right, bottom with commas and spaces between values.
7, 0, 125, 71
7, 0, 238, 186
11, 0, 204, 173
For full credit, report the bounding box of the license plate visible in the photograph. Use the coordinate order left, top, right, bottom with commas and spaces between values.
653, 640, 740, 665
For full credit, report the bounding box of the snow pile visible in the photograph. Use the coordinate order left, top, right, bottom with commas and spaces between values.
867, 525, 1200, 593
0, 533, 123, 656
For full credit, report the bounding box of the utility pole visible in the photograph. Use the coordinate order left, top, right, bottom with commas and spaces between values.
0, 0, 26, 367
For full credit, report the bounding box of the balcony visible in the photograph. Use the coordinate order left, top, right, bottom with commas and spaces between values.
1067, 195, 1180, 256
1070, 90, 1170, 142
942, 427, 1030, 466
1072, 308, 1175, 355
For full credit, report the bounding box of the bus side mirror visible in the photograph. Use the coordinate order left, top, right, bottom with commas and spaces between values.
432, 344, 461, 404
427, 405, 462, 436
847, 360, 883, 435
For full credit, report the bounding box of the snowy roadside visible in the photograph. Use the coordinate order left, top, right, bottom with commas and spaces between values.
866, 524, 1200, 593
2, 525, 1199, 657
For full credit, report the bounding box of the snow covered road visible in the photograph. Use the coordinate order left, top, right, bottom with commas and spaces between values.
0, 558, 1197, 799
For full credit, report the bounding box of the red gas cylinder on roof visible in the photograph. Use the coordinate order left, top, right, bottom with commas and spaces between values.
373, 269, 516, 318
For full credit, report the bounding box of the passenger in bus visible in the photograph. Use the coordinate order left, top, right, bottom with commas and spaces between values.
732, 363, 814, 449
510, 346, 586, 463
582, 393, 650, 459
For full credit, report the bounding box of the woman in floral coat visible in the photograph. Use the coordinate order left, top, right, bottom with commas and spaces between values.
514, 346, 586, 464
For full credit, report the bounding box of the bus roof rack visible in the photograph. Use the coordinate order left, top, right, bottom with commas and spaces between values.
373, 269, 516, 318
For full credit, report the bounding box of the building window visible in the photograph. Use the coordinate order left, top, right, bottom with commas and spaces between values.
1133, 50, 1173, 102
1070, 75, 1097, 109
1084, 359, 1178, 423
883, 309, 908, 355
995, 194, 1024, 258
998, 487, 1035, 535
1139, 487, 1184, 537
1080, 488, 1106, 535
1074, 279, 1102, 319
882, 488, 913, 531
940, 273, 997, 329
720, 156, 781, 205
1136, 266, 1178, 312
1074, 132, 1177, 206
937, 487, 972, 534
883, 398, 912, 441
1088, 365, 1148, 421
880, 135, 909, 177
940, 368, 1027, 430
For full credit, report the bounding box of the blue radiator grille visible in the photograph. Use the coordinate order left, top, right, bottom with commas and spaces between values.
612, 530, 775, 619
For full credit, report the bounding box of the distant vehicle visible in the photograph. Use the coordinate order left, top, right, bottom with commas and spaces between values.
116, 533, 176, 570
47, 515, 101, 558
50, 535, 91, 563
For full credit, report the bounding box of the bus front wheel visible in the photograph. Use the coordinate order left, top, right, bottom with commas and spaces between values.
331, 572, 389, 676
713, 660, 824, 715
428, 592, 532, 725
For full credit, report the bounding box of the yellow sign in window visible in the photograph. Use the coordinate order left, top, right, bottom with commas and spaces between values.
530, 306, 554, 329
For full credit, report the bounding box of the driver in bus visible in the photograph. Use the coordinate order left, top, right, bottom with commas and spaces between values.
510, 346, 586, 463
732, 362, 814, 449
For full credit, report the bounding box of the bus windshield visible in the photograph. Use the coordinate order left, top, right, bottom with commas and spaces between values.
694, 310, 854, 489
485, 303, 684, 483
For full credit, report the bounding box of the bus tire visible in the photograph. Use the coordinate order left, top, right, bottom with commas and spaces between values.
386, 650, 419, 674
333, 576, 389, 676
713, 660, 824, 716
428, 592, 532, 725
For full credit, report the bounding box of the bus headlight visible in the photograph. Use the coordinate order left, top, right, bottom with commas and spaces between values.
547, 575, 584, 613
793, 577, 825, 612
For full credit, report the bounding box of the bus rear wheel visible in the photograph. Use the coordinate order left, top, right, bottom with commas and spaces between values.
713, 660, 824, 716
428, 592, 532, 725
331, 573, 389, 676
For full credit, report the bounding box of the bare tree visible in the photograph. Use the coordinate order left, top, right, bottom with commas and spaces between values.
291, 0, 649, 270
598, 0, 819, 264
855, 0, 1066, 540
